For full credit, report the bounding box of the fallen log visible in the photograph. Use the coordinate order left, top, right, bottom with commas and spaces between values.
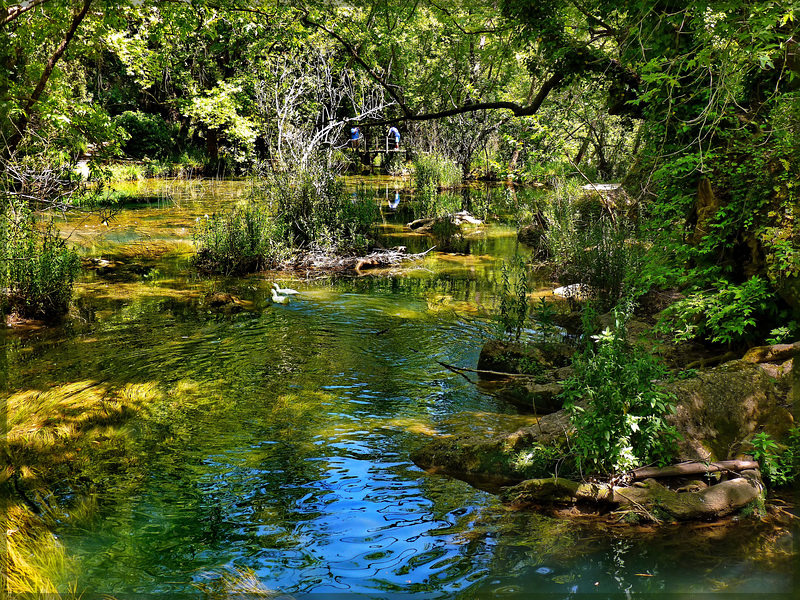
631, 460, 759, 480
288, 246, 435, 272
407, 211, 482, 231
742, 341, 800, 364
501, 472, 763, 521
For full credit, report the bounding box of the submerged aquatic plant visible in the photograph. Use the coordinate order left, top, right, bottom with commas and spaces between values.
2, 505, 74, 596
3, 380, 162, 595
197, 566, 285, 599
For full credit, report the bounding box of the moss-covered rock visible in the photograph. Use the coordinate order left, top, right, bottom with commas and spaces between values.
410, 408, 575, 487
481, 380, 565, 414
413, 352, 793, 522
665, 360, 794, 462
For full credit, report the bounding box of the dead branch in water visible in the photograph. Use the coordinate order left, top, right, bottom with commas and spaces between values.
284, 246, 435, 272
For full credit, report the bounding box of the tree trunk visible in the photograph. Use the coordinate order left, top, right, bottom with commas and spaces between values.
206, 129, 219, 161
573, 136, 590, 165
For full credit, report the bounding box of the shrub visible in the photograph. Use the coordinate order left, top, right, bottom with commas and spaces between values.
659, 276, 776, 346
193, 156, 378, 274
496, 254, 530, 341
114, 111, 176, 160
750, 429, 800, 488
560, 311, 680, 476
256, 160, 378, 253
192, 202, 286, 275
544, 184, 645, 312
0, 202, 81, 319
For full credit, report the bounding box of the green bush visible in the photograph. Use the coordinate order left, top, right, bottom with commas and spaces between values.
750, 429, 800, 488
114, 111, 176, 159
256, 161, 378, 253
0, 203, 81, 319
560, 312, 680, 476
192, 202, 286, 275
658, 276, 776, 345
545, 185, 645, 312
496, 254, 530, 341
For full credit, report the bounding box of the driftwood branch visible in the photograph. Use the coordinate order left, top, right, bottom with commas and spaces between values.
432, 361, 533, 379
631, 460, 759, 480
287, 246, 434, 272
743, 341, 800, 364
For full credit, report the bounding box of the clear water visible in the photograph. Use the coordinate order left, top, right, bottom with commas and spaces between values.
4, 178, 795, 598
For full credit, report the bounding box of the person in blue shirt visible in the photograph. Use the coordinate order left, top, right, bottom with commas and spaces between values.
350, 126, 361, 149
388, 126, 400, 150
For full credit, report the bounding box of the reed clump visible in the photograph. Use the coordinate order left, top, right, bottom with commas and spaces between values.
193, 156, 379, 275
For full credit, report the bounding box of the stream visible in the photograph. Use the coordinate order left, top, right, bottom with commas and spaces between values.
3, 177, 795, 598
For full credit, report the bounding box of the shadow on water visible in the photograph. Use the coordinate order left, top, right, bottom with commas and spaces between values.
3, 177, 796, 598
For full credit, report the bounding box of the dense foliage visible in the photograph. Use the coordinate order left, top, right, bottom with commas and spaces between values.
193, 156, 379, 274
0, 201, 80, 318
561, 314, 681, 476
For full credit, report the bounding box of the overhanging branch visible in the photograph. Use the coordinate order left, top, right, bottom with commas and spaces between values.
363, 71, 565, 127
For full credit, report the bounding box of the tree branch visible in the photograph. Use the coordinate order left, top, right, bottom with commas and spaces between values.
426, 0, 508, 36
0, 0, 52, 28
363, 71, 565, 127
301, 13, 413, 118
4, 0, 94, 159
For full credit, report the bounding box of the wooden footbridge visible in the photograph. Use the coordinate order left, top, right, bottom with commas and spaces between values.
348, 132, 409, 168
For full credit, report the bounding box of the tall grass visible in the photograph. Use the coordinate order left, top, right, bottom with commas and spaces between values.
412, 153, 462, 193
0, 201, 81, 319
544, 183, 644, 312
193, 202, 287, 274
104, 156, 203, 182
257, 161, 378, 253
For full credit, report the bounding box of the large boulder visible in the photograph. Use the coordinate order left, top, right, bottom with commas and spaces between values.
666, 360, 794, 462
480, 380, 566, 414
476, 340, 576, 413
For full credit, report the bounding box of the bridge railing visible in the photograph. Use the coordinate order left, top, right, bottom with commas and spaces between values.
349, 135, 405, 152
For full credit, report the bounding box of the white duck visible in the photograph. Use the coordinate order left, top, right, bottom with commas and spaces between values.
271, 287, 290, 304
271, 282, 299, 305
272, 282, 299, 295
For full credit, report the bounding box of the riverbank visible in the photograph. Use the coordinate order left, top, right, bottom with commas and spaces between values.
412, 336, 798, 524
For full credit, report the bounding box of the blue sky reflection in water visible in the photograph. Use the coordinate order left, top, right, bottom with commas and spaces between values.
12, 178, 796, 598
